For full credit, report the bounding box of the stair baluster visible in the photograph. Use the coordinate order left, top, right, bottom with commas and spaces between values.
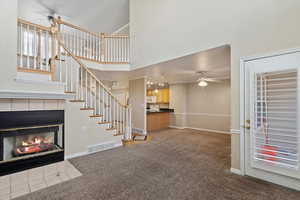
16, 18, 132, 140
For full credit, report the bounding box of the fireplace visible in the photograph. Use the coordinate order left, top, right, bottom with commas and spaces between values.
14, 132, 56, 157
0, 110, 64, 176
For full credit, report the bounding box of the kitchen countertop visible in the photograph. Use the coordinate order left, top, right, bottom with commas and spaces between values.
147, 109, 174, 114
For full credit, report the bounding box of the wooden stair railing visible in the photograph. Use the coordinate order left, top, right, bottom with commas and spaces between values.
17, 18, 130, 81
17, 19, 56, 80
16, 18, 132, 140
56, 35, 132, 140
54, 18, 130, 64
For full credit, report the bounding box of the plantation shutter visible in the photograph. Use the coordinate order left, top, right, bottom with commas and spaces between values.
253, 69, 299, 170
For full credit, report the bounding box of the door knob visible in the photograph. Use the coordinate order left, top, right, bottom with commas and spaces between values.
243, 120, 251, 130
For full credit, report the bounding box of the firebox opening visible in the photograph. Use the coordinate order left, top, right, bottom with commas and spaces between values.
14, 132, 56, 156
0, 110, 65, 176
2, 124, 64, 162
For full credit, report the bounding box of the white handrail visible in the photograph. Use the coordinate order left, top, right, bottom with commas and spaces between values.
56, 34, 132, 139
17, 19, 53, 76
16, 18, 132, 140
54, 18, 129, 64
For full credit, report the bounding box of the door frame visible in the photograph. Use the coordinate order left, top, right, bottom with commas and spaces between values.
239, 47, 300, 176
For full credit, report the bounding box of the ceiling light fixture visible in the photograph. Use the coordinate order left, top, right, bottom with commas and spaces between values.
198, 80, 208, 87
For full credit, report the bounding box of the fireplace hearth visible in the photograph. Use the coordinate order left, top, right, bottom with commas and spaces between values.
0, 110, 64, 176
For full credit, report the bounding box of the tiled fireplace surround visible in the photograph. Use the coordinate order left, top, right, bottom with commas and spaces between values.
0, 98, 66, 172
0, 99, 65, 112
0, 98, 82, 199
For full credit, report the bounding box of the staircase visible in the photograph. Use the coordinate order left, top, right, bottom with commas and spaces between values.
16, 18, 132, 141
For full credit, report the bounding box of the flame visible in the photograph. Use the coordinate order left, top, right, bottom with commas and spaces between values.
17, 135, 55, 154
21, 137, 43, 147
22, 141, 29, 146
34, 137, 42, 144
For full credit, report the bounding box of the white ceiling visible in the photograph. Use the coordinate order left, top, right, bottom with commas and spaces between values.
18, 0, 129, 33
93, 45, 231, 84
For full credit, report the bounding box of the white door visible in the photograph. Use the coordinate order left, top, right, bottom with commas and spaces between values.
244, 51, 300, 190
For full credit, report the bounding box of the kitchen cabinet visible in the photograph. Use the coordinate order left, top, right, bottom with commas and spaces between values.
147, 88, 169, 103
147, 90, 153, 96
147, 112, 170, 131
161, 88, 169, 103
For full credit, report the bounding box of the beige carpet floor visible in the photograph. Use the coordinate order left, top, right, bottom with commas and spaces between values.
16, 128, 300, 200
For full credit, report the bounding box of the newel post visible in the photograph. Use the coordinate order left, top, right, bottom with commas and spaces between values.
126, 105, 133, 140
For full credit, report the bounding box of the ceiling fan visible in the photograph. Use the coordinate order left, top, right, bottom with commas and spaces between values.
196, 71, 222, 87
32, 0, 71, 24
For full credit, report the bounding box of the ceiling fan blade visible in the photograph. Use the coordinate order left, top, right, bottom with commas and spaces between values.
204, 78, 222, 83
210, 67, 230, 73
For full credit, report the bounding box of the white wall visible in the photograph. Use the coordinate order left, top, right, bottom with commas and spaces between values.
0, 0, 18, 90
130, 0, 300, 169
0, 99, 122, 158
65, 101, 123, 157
169, 84, 187, 127
112, 80, 129, 105
113, 24, 130, 35
0, 0, 65, 93
170, 80, 230, 133
129, 78, 146, 134
186, 81, 230, 132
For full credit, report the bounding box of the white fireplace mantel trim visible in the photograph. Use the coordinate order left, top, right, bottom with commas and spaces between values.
0, 90, 74, 100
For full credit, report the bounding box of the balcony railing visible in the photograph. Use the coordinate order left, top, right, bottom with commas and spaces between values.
54, 18, 130, 64
15, 18, 132, 140
17, 18, 130, 80
17, 19, 55, 79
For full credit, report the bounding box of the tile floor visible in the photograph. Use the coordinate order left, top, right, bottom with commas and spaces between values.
0, 160, 82, 200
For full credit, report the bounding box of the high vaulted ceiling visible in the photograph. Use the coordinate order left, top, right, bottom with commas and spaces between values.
18, 0, 129, 34
92, 45, 231, 84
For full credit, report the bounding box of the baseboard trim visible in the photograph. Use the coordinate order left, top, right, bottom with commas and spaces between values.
88, 141, 123, 153
230, 129, 240, 135
169, 126, 185, 129
171, 112, 230, 117
230, 168, 243, 176
169, 126, 230, 134
65, 151, 88, 160
132, 127, 147, 135
185, 127, 231, 134
65, 141, 123, 160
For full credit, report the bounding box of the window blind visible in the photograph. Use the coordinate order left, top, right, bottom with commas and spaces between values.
254, 70, 298, 169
